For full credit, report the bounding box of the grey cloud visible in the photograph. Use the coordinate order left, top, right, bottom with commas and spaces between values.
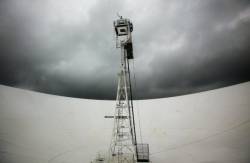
0, 0, 249, 99
136, 1, 250, 99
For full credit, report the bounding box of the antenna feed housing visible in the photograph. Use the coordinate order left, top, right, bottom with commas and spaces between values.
114, 17, 134, 59
114, 18, 133, 36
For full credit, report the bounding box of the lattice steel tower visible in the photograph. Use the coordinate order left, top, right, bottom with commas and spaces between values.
108, 16, 149, 163
91, 16, 150, 163
109, 16, 136, 163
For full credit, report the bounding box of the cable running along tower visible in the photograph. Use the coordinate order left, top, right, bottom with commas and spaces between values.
92, 16, 150, 163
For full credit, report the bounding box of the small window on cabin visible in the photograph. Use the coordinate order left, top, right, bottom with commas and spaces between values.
120, 29, 126, 32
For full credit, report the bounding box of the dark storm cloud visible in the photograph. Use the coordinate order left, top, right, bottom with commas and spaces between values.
0, 0, 249, 99
132, 0, 250, 99
0, 0, 122, 99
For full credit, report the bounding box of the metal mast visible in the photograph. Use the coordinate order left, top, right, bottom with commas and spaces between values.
109, 17, 136, 163
92, 16, 150, 163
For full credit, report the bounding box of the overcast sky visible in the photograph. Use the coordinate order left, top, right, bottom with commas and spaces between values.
0, 0, 249, 99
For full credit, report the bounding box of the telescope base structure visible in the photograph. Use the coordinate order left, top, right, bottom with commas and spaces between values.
91, 152, 150, 163
136, 144, 150, 162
